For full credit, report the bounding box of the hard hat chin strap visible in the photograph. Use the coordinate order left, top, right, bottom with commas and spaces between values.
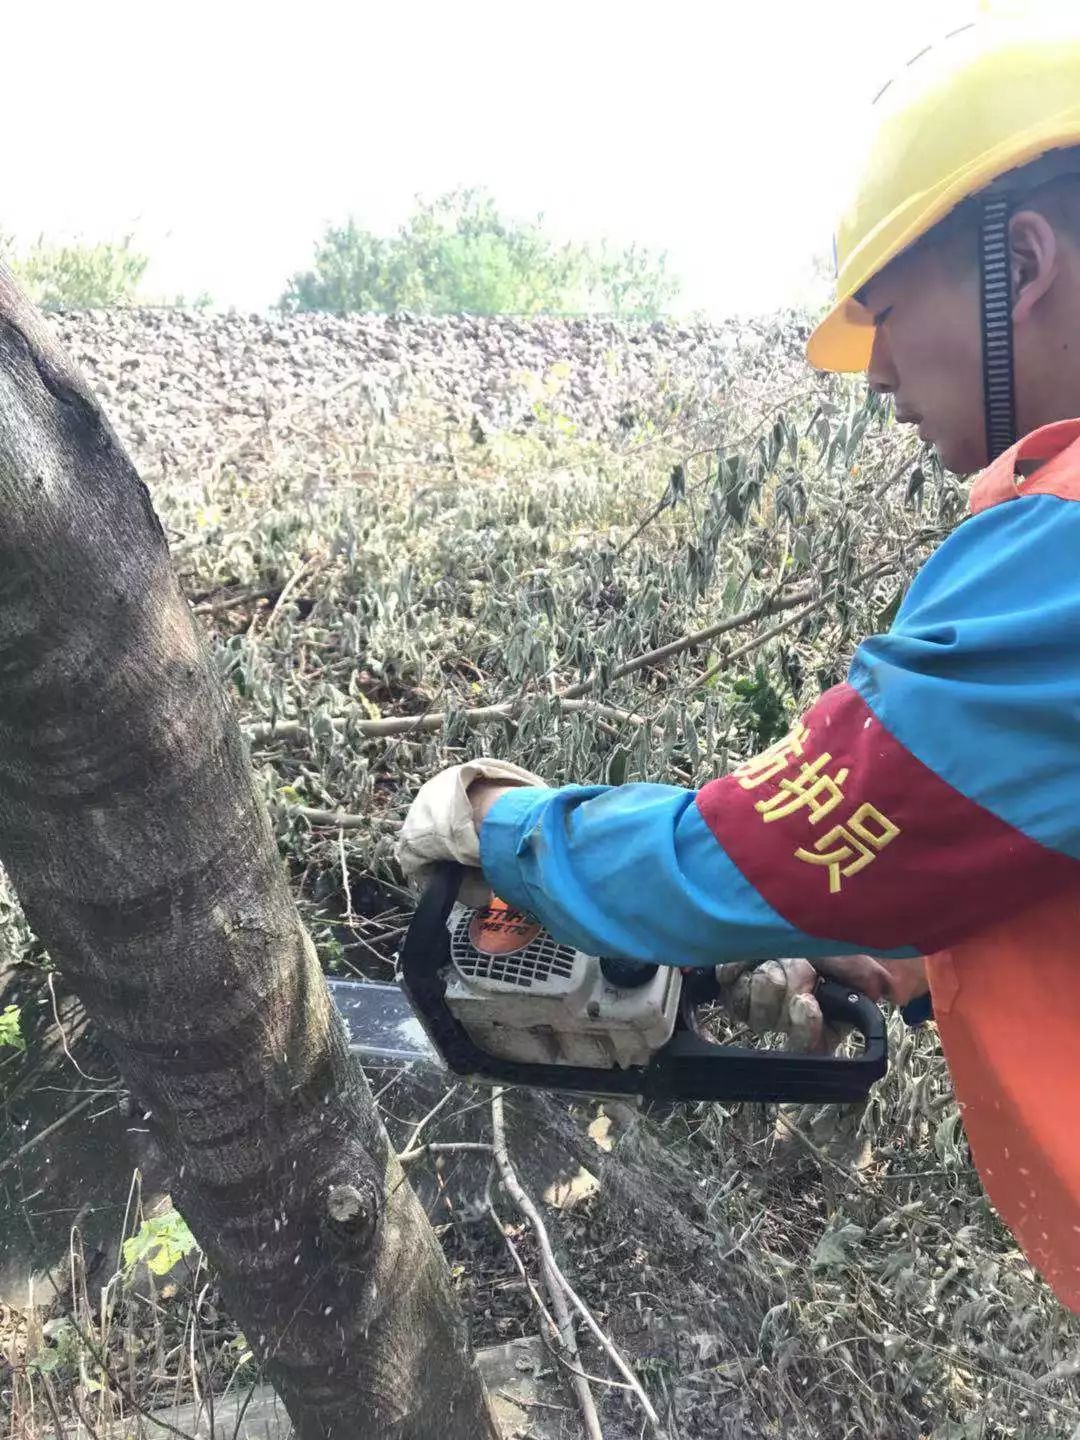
979, 193, 1017, 461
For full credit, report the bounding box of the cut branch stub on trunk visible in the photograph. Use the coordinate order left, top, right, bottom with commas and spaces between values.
0, 263, 500, 1440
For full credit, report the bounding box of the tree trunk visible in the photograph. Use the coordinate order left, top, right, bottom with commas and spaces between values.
0, 268, 500, 1439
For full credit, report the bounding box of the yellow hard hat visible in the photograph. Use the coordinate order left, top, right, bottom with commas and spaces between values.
807, 14, 1080, 377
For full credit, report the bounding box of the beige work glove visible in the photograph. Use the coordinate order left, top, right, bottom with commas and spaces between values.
715, 958, 845, 1054
714, 952, 917, 1054
396, 757, 545, 903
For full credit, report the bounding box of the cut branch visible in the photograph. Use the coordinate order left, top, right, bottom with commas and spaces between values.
491, 1089, 663, 1435
243, 598, 814, 747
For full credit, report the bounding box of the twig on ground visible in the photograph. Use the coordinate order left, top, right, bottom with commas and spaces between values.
616, 488, 674, 557
558, 586, 815, 701
246, 703, 520, 745
485, 1177, 565, 1343
693, 594, 835, 688
400, 1086, 460, 1157
873, 449, 923, 501
248, 549, 326, 641
336, 930, 397, 970
492, 1088, 664, 1436
247, 694, 654, 748
485, 1169, 603, 1440
243, 599, 810, 747
397, 1140, 493, 1165
191, 587, 272, 617
495, 1388, 571, 1413
285, 805, 373, 829
47, 972, 113, 1084
338, 827, 354, 925
692, 549, 910, 689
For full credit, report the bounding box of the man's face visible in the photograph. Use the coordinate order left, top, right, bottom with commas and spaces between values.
860, 242, 986, 474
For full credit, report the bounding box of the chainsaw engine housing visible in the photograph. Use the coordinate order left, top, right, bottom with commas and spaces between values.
443, 896, 681, 1067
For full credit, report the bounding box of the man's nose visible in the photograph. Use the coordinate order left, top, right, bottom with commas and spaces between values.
866, 328, 898, 395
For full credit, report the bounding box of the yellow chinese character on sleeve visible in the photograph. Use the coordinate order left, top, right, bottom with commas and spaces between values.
794, 802, 901, 893
735, 722, 810, 790
756, 752, 850, 824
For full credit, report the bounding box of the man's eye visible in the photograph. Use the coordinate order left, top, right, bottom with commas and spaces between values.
873, 305, 894, 327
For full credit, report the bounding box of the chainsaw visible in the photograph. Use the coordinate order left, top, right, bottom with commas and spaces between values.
328, 863, 888, 1103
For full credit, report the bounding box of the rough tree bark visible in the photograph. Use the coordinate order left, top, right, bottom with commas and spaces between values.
0, 268, 501, 1439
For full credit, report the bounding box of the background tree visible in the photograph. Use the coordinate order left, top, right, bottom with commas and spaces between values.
0, 263, 499, 1440
0, 233, 149, 309
281, 187, 681, 318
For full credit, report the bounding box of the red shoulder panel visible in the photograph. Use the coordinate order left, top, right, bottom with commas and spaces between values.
695, 684, 1080, 952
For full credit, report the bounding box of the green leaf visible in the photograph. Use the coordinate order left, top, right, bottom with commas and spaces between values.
934, 1107, 966, 1162
605, 748, 629, 786
122, 1209, 198, 1276
0, 1003, 24, 1051
9, 234, 148, 309
27, 1349, 61, 1375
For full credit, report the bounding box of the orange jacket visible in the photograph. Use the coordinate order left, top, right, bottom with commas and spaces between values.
925, 418, 1080, 1312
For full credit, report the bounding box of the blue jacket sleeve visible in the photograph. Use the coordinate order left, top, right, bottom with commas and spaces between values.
480, 494, 1080, 967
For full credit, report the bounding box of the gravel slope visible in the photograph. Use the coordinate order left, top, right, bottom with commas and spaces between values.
47, 307, 810, 476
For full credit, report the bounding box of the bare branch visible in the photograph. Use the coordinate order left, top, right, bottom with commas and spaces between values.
491, 1088, 664, 1435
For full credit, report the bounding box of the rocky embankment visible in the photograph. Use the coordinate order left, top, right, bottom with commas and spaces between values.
47, 307, 811, 475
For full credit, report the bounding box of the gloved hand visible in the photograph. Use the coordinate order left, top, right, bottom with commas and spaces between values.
715, 958, 842, 1053
715, 953, 928, 1054
396, 757, 544, 903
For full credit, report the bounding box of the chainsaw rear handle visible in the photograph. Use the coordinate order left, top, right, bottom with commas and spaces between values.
655, 974, 887, 1103
399, 863, 888, 1104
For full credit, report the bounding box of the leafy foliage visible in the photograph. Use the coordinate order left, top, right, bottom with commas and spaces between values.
0, 1002, 23, 1051
122, 1208, 198, 1276
164, 289, 215, 310
281, 187, 680, 317
2, 234, 148, 309
25, 1317, 80, 1378
730, 666, 791, 750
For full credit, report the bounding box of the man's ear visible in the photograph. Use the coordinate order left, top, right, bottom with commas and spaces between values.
1010, 209, 1059, 325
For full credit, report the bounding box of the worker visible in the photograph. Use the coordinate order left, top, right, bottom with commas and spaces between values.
399, 14, 1080, 1313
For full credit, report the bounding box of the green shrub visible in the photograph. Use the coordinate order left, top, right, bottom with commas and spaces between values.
4, 234, 148, 309
281, 187, 680, 318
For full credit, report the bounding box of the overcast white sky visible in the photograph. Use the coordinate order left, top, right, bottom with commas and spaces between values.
3, 0, 1007, 316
